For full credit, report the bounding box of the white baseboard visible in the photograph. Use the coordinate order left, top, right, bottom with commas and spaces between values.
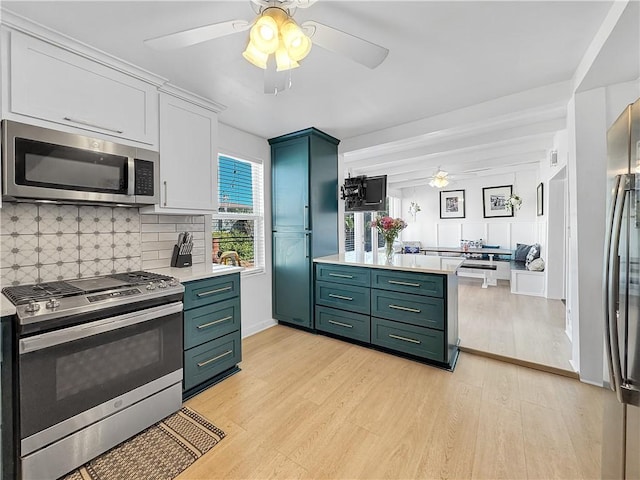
242, 319, 277, 338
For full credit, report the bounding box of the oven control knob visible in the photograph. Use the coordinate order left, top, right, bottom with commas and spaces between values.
168, 278, 178, 287
158, 280, 167, 289
25, 300, 40, 313
146, 283, 156, 291
45, 298, 60, 309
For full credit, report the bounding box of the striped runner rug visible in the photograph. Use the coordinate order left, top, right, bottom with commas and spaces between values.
62, 407, 225, 480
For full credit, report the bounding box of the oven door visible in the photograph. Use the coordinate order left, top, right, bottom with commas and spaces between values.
18, 302, 183, 456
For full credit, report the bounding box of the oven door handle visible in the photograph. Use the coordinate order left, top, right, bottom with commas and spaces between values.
19, 302, 183, 354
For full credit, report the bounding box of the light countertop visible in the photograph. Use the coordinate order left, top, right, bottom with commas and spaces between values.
1, 294, 16, 317
149, 264, 244, 283
314, 253, 464, 275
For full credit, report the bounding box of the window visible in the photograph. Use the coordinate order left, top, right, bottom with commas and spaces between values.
213, 155, 264, 272
343, 198, 395, 253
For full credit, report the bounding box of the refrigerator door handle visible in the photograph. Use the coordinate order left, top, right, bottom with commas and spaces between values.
606, 173, 631, 402
604, 174, 622, 392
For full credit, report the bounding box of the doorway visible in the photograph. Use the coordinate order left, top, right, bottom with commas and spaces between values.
458, 167, 574, 376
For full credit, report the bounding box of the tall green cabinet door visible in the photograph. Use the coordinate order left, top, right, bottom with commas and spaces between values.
272, 231, 311, 327
270, 128, 340, 329
272, 136, 309, 231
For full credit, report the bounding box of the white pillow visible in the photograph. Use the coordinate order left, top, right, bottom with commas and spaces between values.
527, 258, 545, 271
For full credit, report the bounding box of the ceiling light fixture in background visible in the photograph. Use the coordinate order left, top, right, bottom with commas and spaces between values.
243, 7, 312, 71
429, 170, 449, 188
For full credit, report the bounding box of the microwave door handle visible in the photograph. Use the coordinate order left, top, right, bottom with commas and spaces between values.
128, 157, 136, 196
607, 174, 628, 401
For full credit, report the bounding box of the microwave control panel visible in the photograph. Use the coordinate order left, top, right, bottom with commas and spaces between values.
134, 159, 155, 196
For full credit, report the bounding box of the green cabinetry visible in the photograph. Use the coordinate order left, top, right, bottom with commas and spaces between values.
270, 128, 340, 329
314, 262, 459, 369
182, 273, 242, 399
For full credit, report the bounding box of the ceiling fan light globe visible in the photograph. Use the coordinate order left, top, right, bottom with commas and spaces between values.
281, 20, 312, 61
242, 40, 269, 69
250, 15, 279, 54
275, 45, 300, 71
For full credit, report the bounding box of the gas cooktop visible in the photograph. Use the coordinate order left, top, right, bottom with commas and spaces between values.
2, 271, 184, 324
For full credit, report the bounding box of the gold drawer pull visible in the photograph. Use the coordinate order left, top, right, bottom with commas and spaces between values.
197, 316, 233, 329
197, 286, 231, 297
329, 293, 353, 301
328, 320, 353, 328
197, 350, 233, 367
388, 280, 421, 287
389, 334, 421, 345
329, 273, 354, 279
389, 304, 421, 313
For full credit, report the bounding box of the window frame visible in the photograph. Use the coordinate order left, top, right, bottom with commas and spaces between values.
213, 153, 265, 275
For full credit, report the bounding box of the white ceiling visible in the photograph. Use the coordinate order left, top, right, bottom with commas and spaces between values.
2, 0, 625, 189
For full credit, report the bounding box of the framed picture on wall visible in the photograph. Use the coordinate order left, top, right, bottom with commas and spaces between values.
537, 182, 544, 216
482, 185, 513, 218
440, 189, 465, 219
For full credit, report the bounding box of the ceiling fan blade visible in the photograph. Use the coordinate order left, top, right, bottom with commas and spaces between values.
292, 0, 320, 8
302, 20, 389, 69
144, 20, 251, 51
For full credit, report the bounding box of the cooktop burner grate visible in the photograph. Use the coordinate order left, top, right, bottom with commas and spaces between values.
109, 271, 174, 283
2, 282, 84, 305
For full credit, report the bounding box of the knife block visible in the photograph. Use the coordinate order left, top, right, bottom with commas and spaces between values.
170, 245, 192, 268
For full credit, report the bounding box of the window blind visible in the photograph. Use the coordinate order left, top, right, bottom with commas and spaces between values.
213, 155, 265, 272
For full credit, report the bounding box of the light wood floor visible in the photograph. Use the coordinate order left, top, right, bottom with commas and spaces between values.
457, 278, 574, 374
180, 325, 602, 480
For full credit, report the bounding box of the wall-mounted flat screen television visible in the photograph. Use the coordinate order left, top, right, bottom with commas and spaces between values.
343, 175, 387, 212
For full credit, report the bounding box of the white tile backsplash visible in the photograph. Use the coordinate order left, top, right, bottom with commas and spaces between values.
0, 203, 143, 285
140, 214, 208, 270
38, 234, 79, 264
38, 204, 79, 234
1, 203, 39, 235
0, 203, 206, 284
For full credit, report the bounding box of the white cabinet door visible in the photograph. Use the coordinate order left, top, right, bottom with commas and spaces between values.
9, 31, 158, 146
157, 93, 217, 211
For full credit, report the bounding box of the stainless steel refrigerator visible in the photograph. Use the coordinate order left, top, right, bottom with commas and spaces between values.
603, 97, 640, 479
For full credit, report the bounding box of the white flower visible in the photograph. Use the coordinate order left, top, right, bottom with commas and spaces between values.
505, 194, 522, 211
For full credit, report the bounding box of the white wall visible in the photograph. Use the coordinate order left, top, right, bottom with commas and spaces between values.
400, 169, 543, 251
218, 122, 274, 338
567, 79, 640, 385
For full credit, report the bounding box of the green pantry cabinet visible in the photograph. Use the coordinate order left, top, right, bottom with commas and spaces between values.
314, 261, 459, 369
182, 273, 242, 399
270, 128, 340, 329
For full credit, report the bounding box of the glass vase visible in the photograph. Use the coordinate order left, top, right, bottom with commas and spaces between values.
384, 236, 395, 261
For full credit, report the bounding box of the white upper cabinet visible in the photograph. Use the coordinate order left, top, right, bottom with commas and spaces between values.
147, 89, 220, 212
6, 30, 160, 147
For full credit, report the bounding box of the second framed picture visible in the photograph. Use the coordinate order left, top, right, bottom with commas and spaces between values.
482, 185, 513, 218
440, 189, 465, 219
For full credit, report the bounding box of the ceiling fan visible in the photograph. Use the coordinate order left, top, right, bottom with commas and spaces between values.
144, 0, 389, 94
428, 169, 451, 188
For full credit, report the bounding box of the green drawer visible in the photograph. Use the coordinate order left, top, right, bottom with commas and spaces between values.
371, 289, 444, 330
184, 331, 242, 391
315, 305, 370, 343
184, 297, 241, 349
371, 317, 444, 362
315, 263, 370, 287
371, 269, 444, 298
315, 281, 370, 315
184, 273, 240, 310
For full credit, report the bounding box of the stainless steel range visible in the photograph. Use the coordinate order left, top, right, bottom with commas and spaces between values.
2, 271, 184, 480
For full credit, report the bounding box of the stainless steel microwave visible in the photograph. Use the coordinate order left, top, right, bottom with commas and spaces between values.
2, 120, 159, 205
